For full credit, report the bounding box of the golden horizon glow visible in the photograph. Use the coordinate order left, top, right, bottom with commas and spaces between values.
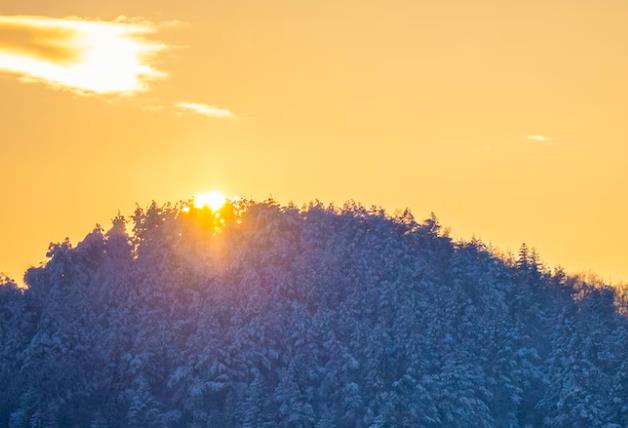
0, 15, 165, 94
193, 191, 227, 211
1, 2, 628, 285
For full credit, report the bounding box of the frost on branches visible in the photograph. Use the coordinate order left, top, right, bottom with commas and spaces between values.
0, 199, 626, 427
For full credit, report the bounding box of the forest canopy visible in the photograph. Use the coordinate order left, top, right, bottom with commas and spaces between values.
1, 199, 626, 427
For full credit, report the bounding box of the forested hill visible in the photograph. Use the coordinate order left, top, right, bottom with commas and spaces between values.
1, 200, 627, 428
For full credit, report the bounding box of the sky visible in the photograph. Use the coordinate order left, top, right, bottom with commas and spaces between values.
1, 0, 627, 284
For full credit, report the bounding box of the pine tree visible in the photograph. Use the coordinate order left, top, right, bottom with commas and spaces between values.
0, 199, 626, 427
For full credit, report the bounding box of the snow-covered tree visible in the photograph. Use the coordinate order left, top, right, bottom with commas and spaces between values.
0, 199, 626, 427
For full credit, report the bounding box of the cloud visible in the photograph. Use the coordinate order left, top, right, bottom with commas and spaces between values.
524, 134, 551, 142
0, 21, 78, 63
175, 102, 235, 119
0, 15, 166, 94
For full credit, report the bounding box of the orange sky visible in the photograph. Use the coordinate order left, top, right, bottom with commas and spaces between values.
1, 0, 627, 284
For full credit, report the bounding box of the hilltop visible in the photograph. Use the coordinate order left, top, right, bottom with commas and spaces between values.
1, 199, 626, 427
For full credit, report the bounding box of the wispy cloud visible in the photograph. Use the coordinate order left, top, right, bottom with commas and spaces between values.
524, 134, 551, 142
0, 15, 166, 94
175, 101, 235, 119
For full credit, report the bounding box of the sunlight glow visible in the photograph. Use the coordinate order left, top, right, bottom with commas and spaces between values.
0, 16, 165, 94
193, 191, 227, 211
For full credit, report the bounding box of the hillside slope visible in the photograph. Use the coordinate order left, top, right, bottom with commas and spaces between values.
1, 200, 626, 427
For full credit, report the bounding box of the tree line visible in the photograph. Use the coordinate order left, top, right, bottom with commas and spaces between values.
1, 200, 626, 427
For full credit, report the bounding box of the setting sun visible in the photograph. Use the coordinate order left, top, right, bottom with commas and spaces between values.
193, 191, 227, 211
2, 2, 628, 425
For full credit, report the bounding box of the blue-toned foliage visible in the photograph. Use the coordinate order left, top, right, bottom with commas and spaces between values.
0, 200, 626, 427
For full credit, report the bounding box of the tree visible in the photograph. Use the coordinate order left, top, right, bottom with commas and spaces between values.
0, 199, 626, 427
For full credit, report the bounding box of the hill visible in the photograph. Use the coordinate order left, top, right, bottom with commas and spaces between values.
1, 199, 626, 427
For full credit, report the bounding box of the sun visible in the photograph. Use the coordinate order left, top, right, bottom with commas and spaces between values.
193, 191, 227, 211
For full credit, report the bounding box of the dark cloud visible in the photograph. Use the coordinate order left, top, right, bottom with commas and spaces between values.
0, 21, 79, 63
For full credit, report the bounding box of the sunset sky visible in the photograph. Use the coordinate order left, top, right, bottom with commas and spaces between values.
1, 0, 627, 284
